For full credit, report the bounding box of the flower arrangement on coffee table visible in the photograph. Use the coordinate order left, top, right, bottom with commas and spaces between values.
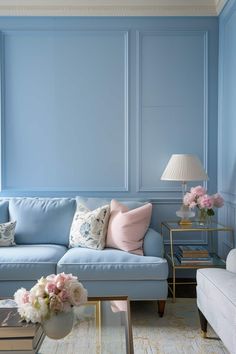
183, 185, 224, 224
14, 273, 88, 339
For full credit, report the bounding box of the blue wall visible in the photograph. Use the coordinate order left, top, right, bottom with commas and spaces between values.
218, 0, 236, 255
0, 17, 219, 237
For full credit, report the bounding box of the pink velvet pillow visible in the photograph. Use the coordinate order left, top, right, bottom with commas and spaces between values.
106, 199, 152, 255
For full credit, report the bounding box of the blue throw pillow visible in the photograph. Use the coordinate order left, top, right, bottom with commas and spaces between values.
9, 198, 76, 245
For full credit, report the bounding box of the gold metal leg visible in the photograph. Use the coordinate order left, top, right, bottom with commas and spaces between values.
95, 301, 101, 354
173, 267, 176, 303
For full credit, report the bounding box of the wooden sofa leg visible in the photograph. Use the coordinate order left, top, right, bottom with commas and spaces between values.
157, 300, 166, 317
198, 309, 208, 338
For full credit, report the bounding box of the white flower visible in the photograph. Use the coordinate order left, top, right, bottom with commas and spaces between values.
67, 281, 87, 306
18, 303, 41, 323
14, 288, 29, 306
30, 278, 47, 298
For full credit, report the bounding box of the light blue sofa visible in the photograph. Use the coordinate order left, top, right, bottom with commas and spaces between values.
0, 197, 168, 315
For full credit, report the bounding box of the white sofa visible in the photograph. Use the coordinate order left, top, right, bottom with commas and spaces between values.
196, 248, 236, 354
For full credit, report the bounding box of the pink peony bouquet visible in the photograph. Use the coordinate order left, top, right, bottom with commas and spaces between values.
183, 185, 224, 217
14, 272, 88, 323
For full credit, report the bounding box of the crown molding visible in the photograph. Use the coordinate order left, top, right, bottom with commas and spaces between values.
0, 1, 221, 17
215, 0, 229, 14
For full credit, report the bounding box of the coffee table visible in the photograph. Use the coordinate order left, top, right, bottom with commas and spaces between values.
41, 296, 133, 354
1, 296, 133, 354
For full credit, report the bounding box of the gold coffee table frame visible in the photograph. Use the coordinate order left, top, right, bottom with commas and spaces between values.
0, 296, 134, 354
87, 296, 133, 354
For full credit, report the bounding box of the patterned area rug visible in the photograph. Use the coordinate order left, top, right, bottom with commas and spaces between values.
39, 298, 228, 354
131, 299, 228, 354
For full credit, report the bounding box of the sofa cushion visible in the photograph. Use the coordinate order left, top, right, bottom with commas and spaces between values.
9, 198, 76, 245
69, 203, 110, 250
0, 200, 9, 223
0, 244, 67, 281
57, 247, 168, 281
197, 268, 236, 318
0, 221, 16, 246
106, 199, 152, 255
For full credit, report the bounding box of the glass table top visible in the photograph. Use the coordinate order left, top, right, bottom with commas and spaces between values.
161, 221, 233, 232
40, 296, 133, 354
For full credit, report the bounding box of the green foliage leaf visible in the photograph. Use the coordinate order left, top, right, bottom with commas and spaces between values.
207, 209, 215, 216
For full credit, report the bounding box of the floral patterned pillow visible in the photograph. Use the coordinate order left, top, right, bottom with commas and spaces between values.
69, 204, 110, 250
0, 221, 17, 246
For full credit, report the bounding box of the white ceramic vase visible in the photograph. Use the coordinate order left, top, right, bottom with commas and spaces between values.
42, 311, 74, 339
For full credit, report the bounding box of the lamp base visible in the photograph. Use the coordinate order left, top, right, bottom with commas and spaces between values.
178, 219, 193, 226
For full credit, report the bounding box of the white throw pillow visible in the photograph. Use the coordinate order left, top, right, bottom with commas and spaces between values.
69, 204, 110, 250
0, 221, 17, 246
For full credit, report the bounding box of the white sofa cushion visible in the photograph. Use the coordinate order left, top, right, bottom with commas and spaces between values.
197, 268, 236, 308
197, 268, 236, 354
227, 248, 236, 273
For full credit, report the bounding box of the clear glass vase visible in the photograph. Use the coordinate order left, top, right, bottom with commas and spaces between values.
198, 209, 212, 225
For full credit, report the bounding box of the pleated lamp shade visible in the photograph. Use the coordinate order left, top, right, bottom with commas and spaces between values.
161, 154, 208, 182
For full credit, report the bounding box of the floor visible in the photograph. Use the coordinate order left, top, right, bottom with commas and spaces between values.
131, 299, 229, 354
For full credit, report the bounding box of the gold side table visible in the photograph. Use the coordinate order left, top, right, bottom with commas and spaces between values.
161, 221, 234, 302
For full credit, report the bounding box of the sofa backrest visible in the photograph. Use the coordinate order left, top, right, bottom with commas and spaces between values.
9, 198, 76, 245
0, 197, 151, 246
0, 201, 9, 223
76, 196, 146, 211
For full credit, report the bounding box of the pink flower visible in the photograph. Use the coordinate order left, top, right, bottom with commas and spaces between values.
55, 273, 77, 290
15, 273, 87, 323
58, 288, 69, 301
14, 288, 30, 305
213, 193, 224, 208
189, 201, 197, 209
190, 185, 206, 197
22, 291, 30, 304
198, 194, 214, 209
183, 192, 196, 208
46, 274, 57, 282
45, 282, 58, 295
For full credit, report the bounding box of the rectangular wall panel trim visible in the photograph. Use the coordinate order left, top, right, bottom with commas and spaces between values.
136, 30, 209, 193
1, 29, 129, 192
218, 4, 236, 198
0, 31, 3, 191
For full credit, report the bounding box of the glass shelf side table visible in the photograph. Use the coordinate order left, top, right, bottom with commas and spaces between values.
161, 221, 234, 302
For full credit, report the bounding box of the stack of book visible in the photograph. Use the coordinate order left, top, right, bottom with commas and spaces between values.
176, 245, 213, 265
0, 308, 45, 353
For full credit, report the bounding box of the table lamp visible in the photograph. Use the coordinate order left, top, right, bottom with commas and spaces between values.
161, 154, 208, 225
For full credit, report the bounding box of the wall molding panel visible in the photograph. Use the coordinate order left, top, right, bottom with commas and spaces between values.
218, 4, 236, 199
0, 17, 218, 199
1, 29, 129, 193
136, 30, 209, 193
218, 0, 236, 256
0, 31, 4, 192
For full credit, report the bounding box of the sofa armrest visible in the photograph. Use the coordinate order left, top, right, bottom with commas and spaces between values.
143, 228, 164, 258
226, 248, 236, 273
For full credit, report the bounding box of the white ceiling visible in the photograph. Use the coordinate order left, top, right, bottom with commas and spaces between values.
0, 0, 229, 16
